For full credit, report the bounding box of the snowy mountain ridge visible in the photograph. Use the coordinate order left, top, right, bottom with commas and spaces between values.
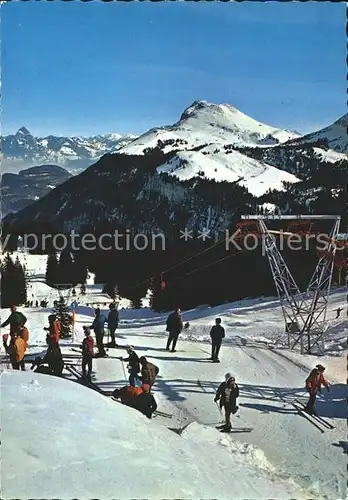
287, 113, 348, 153
2, 127, 138, 174
119, 100, 301, 156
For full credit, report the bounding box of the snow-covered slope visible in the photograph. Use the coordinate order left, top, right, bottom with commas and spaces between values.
1, 289, 346, 499
158, 147, 300, 196
2, 127, 138, 174
288, 113, 348, 153
2, 370, 312, 500
119, 100, 301, 155
1, 250, 346, 499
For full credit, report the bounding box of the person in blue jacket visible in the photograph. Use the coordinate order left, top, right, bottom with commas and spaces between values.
90, 308, 107, 357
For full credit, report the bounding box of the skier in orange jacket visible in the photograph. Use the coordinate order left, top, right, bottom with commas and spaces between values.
305, 364, 329, 415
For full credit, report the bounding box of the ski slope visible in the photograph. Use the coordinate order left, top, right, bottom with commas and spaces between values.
1, 252, 347, 499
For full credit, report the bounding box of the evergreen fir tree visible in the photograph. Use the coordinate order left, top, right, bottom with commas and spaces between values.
1, 253, 17, 308
46, 252, 60, 288
104, 282, 119, 300
58, 249, 75, 286
14, 256, 27, 305
73, 252, 88, 285
54, 296, 73, 338
72, 288, 76, 297
80, 283, 86, 295
130, 297, 143, 309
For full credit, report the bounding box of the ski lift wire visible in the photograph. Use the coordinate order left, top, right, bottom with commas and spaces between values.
128, 234, 229, 291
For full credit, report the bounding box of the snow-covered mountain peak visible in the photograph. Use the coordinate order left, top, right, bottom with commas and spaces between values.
333, 113, 348, 127
287, 112, 348, 154
15, 126, 32, 137
179, 100, 239, 121
118, 100, 301, 157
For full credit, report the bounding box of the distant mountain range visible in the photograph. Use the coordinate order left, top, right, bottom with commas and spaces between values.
3, 101, 346, 239
2, 127, 137, 174
1, 164, 72, 216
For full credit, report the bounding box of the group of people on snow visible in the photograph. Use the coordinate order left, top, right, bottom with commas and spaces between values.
88, 303, 119, 357
1, 302, 332, 430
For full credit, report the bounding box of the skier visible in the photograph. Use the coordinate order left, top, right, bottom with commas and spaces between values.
81, 326, 94, 380
1, 305, 27, 336
165, 307, 183, 352
44, 314, 60, 345
214, 373, 239, 432
107, 302, 119, 347
90, 308, 107, 357
209, 317, 225, 363
305, 364, 330, 415
31, 336, 64, 376
139, 356, 159, 388
122, 345, 141, 386
334, 307, 343, 319
132, 384, 158, 419
3, 330, 27, 370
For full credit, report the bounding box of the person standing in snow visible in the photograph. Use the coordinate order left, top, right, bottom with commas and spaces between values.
81, 327, 94, 380
1, 305, 27, 336
139, 356, 159, 389
214, 373, 239, 432
107, 303, 119, 347
44, 314, 60, 345
90, 308, 107, 357
305, 364, 330, 415
334, 307, 343, 319
209, 318, 225, 363
122, 345, 141, 386
165, 308, 183, 352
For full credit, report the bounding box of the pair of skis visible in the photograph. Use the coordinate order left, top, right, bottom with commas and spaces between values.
291, 399, 335, 433
215, 424, 253, 433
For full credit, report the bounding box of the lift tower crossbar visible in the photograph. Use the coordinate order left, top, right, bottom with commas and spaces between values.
241, 215, 341, 354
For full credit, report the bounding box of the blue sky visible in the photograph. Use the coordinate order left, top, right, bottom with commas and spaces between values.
2, 2, 346, 137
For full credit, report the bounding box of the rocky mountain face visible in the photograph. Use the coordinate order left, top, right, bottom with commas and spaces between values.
1, 127, 137, 174
3, 101, 346, 240
1, 165, 72, 217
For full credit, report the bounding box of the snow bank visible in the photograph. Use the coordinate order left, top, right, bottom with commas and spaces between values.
1, 370, 309, 499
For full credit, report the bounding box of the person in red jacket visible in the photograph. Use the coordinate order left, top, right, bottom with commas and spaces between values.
305, 364, 330, 415
81, 326, 94, 380
44, 315, 60, 345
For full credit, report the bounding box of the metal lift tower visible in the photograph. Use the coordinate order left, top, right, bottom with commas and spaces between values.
241, 215, 341, 354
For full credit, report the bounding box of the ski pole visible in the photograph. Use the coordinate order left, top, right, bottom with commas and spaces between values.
216, 401, 224, 422
120, 358, 128, 383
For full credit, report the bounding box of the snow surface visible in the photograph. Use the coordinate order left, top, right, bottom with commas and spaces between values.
157, 149, 300, 196
312, 147, 347, 163
1, 251, 347, 499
